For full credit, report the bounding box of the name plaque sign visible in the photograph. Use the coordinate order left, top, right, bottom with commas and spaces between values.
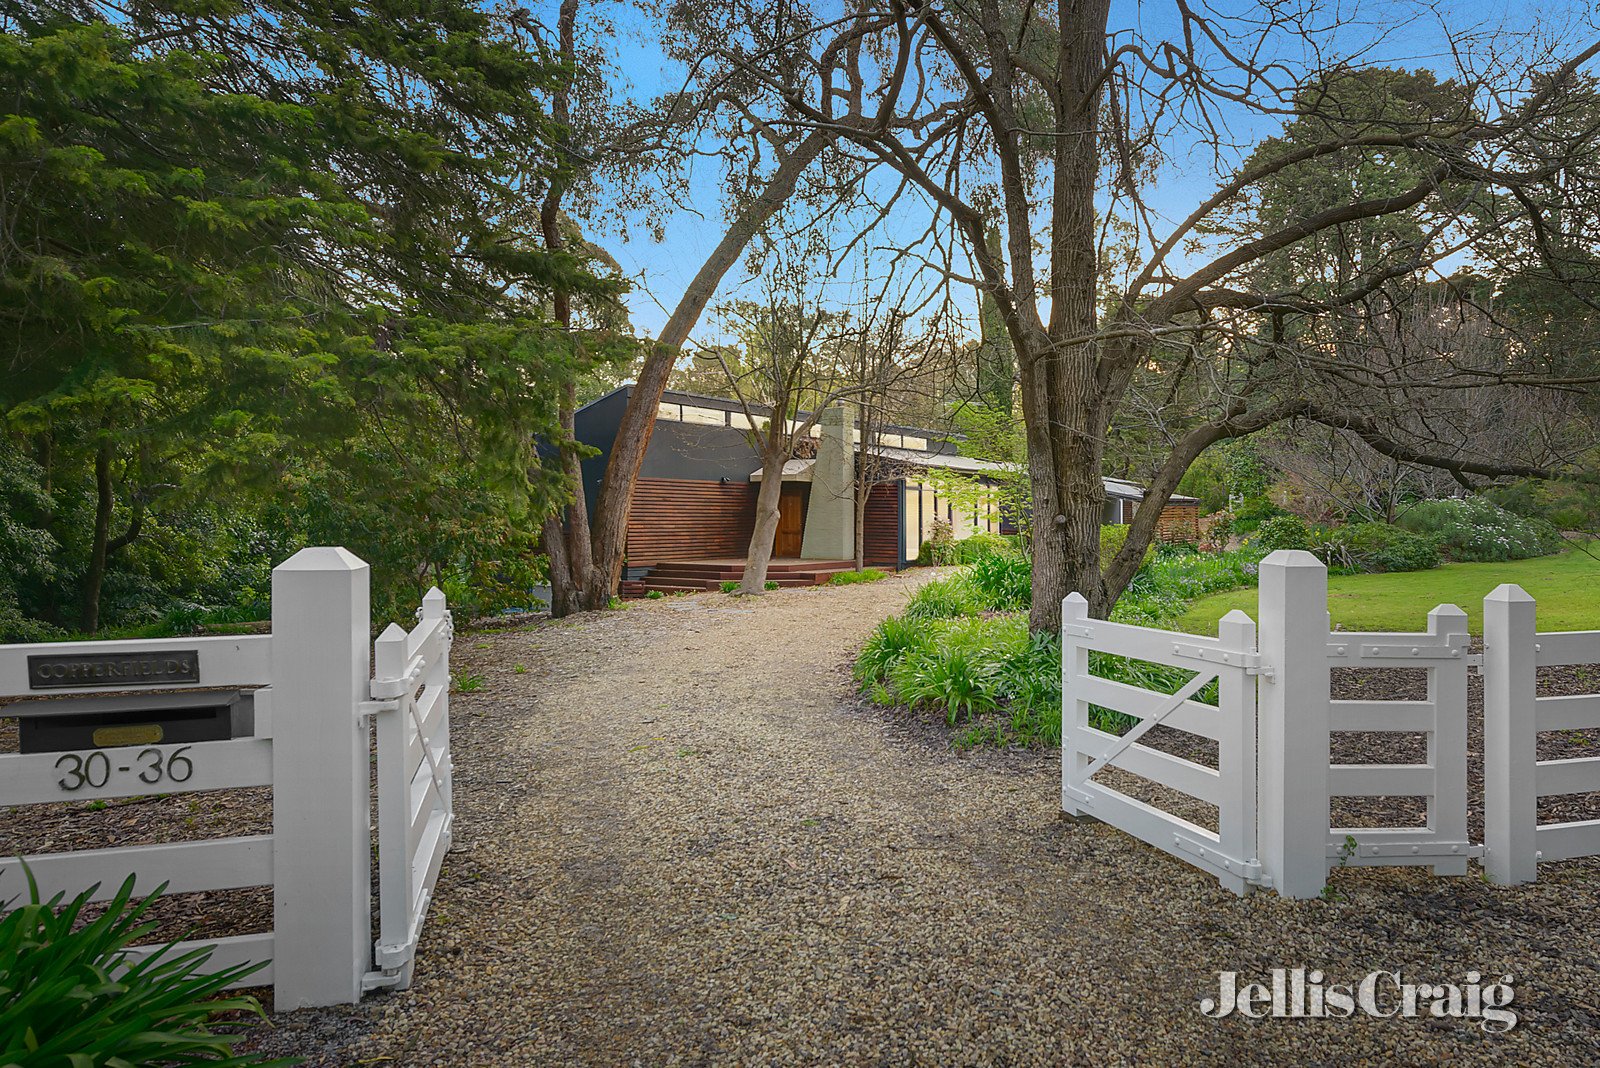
27, 651, 200, 690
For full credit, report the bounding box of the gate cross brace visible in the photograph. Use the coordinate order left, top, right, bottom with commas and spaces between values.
1075, 669, 1220, 785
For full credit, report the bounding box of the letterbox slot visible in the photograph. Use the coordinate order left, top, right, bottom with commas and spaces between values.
1, 690, 255, 754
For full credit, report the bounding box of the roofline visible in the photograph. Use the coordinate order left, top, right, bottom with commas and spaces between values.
579, 382, 963, 444
582, 384, 1201, 504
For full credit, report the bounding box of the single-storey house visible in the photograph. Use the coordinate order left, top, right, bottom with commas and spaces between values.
574, 386, 1199, 590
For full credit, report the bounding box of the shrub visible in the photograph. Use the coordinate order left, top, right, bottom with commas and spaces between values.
917, 528, 1013, 566
0, 874, 288, 1068
1201, 512, 1234, 551
719, 580, 739, 593
887, 616, 1014, 722
902, 575, 986, 620
1321, 522, 1441, 573
855, 615, 931, 681
765, 580, 779, 591
827, 568, 888, 586
646, 590, 664, 600
1249, 514, 1310, 552
923, 517, 955, 563
1230, 496, 1287, 534
966, 551, 1032, 611
1113, 548, 1266, 627
1396, 497, 1563, 562
948, 533, 1013, 564
857, 608, 1216, 744
1098, 524, 1156, 571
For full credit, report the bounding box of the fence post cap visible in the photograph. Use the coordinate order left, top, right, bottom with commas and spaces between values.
376, 622, 408, 642
274, 546, 368, 573
1428, 602, 1469, 620
1218, 608, 1255, 625
1485, 583, 1534, 603
1260, 549, 1324, 568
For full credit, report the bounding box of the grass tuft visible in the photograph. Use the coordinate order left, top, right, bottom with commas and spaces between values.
826, 568, 888, 586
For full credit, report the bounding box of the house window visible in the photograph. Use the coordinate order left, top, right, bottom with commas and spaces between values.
680, 405, 726, 425
657, 403, 682, 421
900, 435, 928, 451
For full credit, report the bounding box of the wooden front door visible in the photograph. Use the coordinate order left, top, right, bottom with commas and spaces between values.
774, 484, 807, 557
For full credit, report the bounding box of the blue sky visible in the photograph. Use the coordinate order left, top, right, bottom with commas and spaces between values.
568, 0, 1594, 343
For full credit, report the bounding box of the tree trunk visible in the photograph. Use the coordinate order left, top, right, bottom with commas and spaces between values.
739, 452, 787, 594
538, 0, 602, 618
852, 410, 874, 571
1023, 0, 1113, 633
81, 435, 115, 634
582, 131, 831, 608
852, 473, 867, 571
541, 514, 581, 616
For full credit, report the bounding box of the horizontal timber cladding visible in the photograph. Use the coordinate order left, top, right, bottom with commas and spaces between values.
626, 478, 758, 567
863, 481, 902, 569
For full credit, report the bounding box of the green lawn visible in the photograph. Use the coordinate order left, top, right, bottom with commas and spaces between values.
1173, 544, 1600, 636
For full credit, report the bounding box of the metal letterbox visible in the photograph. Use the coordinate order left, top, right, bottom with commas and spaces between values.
3, 690, 255, 754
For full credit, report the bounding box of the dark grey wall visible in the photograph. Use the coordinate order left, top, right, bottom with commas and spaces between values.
573, 387, 630, 515
639, 420, 762, 483
573, 387, 766, 515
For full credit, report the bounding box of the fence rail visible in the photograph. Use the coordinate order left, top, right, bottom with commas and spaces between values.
0, 634, 272, 697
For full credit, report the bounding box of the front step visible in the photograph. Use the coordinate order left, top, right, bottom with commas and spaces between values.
624, 558, 868, 597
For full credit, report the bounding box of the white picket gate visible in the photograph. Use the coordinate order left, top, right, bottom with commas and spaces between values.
0, 547, 454, 1008
1061, 595, 1261, 894
370, 590, 454, 990
1065, 548, 1600, 899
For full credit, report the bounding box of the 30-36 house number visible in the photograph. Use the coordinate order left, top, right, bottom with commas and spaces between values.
55, 746, 196, 792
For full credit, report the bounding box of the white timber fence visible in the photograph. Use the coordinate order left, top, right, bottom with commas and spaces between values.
1064, 549, 1600, 899
1482, 583, 1600, 884
0, 547, 454, 1008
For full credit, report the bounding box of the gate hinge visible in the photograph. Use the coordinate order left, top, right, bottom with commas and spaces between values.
362, 968, 405, 992
1172, 834, 1267, 885
1170, 642, 1260, 672
1326, 839, 1482, 860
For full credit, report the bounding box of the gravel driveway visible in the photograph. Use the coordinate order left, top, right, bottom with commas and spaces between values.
252, 572, 1600, 1066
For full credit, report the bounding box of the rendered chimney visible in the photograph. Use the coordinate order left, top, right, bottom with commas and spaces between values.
799, 403, 856, 560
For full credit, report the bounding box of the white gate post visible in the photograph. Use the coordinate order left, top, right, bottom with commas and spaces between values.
1257, 550, 1331, 899
1427, 604, 1471, 877
270, 547, 372, 1007
1484, 583, 1538, 885
1216, 609, 1259, 890
1061, 593, 1092, 818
